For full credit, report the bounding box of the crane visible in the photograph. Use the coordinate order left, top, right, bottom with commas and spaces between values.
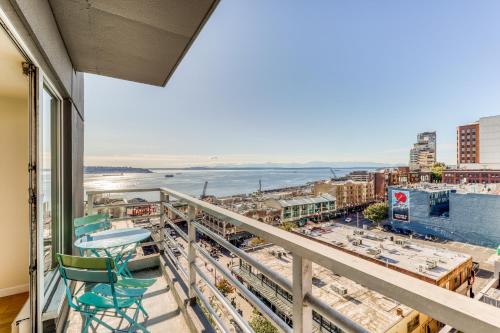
258, 179, 262, 193
200, 181, 208, 199
330, 168, 337, 179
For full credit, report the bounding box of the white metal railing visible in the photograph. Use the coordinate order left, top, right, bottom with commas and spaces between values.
85, 187, 500, 333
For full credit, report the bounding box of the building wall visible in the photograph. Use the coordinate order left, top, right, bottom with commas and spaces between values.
0, 97, 29, 295
389, 187, 500, 248
0, 2, 85, 329
479, 115, 500, 167
442, 170, 500, 184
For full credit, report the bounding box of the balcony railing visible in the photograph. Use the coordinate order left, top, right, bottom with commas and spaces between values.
85, 187, 500, 333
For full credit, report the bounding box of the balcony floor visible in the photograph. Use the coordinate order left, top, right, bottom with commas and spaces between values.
64, 268, 189, 332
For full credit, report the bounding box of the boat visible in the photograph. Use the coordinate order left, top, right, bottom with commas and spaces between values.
165, 174, 174, 178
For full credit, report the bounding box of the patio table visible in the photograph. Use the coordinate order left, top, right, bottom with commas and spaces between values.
75, 227, 151, 276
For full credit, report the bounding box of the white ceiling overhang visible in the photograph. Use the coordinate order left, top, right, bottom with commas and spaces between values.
49, 0, 219, 86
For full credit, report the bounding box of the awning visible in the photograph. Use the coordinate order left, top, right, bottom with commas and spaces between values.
49, 0, 219, 86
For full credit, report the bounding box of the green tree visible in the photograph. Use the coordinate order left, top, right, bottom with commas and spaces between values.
279, 221, 297, 232
249, 309, 278, 333
363, 202, 388, 228
431, 162, 447, 182
215, 278, 235, 297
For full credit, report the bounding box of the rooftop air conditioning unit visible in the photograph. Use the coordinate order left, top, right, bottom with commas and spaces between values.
367, 248, 382, 256
353, 230, 364, 236
352, 239, 362, 246
395, 239, 410, 247
418, 265, 424, 272
330, 284, 348, 296
426, 259, 438, 270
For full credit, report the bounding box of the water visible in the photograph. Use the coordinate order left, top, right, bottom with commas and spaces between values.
84, 168, 370, 199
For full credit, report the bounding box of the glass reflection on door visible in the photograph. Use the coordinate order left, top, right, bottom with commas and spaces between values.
40, 87, 55, 275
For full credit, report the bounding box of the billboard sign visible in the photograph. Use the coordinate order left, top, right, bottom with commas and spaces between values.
392, 190, 410, 222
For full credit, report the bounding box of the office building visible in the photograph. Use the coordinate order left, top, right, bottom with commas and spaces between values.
313, 180, 375, 210
388, 184, 500, 247
457, 122, 480, 165
442, 169, 500, 184
409, 131, 436, 172
458, 115, 500, 169
264, 194, 336, 223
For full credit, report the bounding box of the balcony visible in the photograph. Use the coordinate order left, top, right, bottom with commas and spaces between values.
62, 187, 500, 333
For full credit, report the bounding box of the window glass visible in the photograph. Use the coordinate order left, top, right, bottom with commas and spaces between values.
40, 87, 57, 275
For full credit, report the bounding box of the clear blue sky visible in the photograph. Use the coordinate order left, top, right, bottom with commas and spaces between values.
85, 0, 500, 168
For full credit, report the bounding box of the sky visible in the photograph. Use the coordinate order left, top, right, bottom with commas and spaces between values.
85, 0, 500, 168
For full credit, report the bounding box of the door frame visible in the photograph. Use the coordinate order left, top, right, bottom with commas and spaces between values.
0, 11, 65, 333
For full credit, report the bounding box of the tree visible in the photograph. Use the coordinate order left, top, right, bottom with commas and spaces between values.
279, 221, 296, 232
249, 236, 266, 247
249, 309, 278, 333
363, 202, 388, 228
431, 162, 447, 182
215, 278, 235, 297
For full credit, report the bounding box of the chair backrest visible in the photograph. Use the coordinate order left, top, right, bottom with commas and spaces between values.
73, 213, 109, 227
74, 220, 111, 238
57, 254, 118, 310
57, 254, 117, 284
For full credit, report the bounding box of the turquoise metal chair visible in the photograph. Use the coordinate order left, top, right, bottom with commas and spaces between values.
74, 213, 110, 228
57, 254, 150, 333
73, 215, 156, 287
74, 214, 111, 256
74, 214, 137, 276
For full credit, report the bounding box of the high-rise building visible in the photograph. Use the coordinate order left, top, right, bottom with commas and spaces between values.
457, 115, 500, 169
409, 131, 436, 171
457, 122, 480, 165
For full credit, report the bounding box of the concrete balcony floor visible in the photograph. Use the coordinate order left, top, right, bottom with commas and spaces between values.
64, 269, 189, 332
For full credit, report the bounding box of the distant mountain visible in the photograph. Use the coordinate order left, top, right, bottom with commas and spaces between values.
151, 161, 400, 170
85, 166, 152, 174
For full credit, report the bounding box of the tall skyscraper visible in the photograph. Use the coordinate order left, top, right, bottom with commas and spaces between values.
409, 131, 436, 172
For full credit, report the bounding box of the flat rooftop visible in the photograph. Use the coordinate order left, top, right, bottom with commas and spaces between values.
244, 245, 414, 333
276, 194, 335, 207
391, 183, 500, 195
294, 223, 471, 282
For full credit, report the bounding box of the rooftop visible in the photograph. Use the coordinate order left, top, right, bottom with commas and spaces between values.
294, 223, 471, 282
390, 183, 500, 195
243, 245, 414, 333
276, 194, 335, 207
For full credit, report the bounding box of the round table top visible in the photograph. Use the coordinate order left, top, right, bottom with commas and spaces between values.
74, 227, 151, 250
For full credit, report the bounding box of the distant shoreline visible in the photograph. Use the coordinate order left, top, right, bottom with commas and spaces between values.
84, 166, 152, 174
149, 166, 386, 171
85, 165, 400, 174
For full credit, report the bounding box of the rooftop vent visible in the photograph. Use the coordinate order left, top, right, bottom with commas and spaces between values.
426, 259, 438, 270
330, 284, 348, 296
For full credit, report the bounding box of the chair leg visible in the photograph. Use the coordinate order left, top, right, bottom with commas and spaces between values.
137, 300, 149, 318
117, 308, 150, 333
83, 314, 92, 333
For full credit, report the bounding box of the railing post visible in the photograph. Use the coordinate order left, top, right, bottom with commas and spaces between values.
160, 191, 169, 229
292, 253, 312, 333
159, 191, 169, 252
187, 204, 197, 304
87, 193, 94, 215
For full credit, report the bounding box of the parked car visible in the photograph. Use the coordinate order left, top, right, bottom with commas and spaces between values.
344, 218, 352, 223
382, 225, 394, 232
